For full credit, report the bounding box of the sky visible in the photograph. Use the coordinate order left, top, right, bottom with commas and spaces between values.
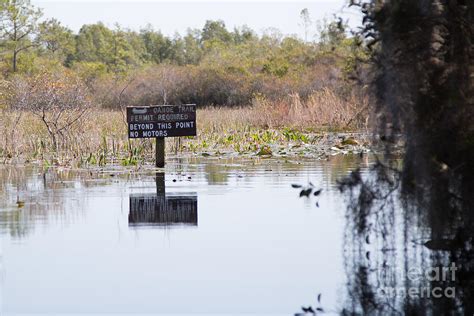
32, 0, 362, 39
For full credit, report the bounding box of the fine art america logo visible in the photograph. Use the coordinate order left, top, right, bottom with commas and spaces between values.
378, 263, 458, 299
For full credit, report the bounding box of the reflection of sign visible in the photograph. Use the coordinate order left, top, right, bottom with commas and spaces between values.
129, 193, 198, 227
126, 105, 197, 138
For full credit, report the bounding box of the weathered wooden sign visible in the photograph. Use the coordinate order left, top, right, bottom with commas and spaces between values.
126, 104, 197, 167
129, 193, 198, 227
126, 104, 197, 139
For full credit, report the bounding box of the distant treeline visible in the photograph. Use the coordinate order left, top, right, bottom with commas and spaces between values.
0, 0, 368, 109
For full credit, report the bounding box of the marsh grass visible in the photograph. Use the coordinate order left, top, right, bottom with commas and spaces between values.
0, 90, 368, 165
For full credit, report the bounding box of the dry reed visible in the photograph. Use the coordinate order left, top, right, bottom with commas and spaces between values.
0, 90, 368, 163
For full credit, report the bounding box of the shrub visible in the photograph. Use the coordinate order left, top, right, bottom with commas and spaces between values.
8, 69, 92, 152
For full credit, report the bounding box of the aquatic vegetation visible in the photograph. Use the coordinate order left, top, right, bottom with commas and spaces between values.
282, 128, 309, 143
0, 107, 371, 166
256, 145, 272, 156
121, 147, 142, 166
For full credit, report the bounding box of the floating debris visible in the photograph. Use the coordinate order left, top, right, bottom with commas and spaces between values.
301, 306, 315, 314
300, 188, 313, 197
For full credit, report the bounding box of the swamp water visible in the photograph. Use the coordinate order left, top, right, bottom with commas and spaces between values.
2, 155, 465, 315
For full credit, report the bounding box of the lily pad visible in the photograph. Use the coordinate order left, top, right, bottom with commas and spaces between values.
341, 137, 359, 146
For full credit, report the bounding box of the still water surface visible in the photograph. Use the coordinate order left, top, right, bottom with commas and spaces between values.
0, 156, 369, 315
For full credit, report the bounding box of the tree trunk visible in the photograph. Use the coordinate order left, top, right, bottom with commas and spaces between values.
12, 50, 17, 72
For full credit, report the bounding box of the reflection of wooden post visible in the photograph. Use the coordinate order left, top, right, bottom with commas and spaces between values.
156, 137, 165, 168
155, 172, 165, 195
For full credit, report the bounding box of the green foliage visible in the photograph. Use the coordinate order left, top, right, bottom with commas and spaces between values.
37, 18, 75, 64
181, 30, 203, 64
86, 152, 97, 165
140, 25, 173, 64
71, 61, 107, 87
121, 147, 141, 166
0, 0, 363, 108
74, 23, 144, 73
0, 0, 42, 72
282, 128, 309, 143
75, 23, 113, 63
256, 145, 272, 156
317, 18, 347, 49
232, 25, 256, 44
201, 20, 232, 44
262, 57, 289, 77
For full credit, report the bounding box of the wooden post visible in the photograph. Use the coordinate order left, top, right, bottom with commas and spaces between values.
155, 172, 165, 195
156, 137, 165, 168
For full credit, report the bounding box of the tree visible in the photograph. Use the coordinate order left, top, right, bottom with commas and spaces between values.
109, 25, 144, 72
168, 33, 185, 65
317, 17, 346, 48
339, 1, 474, 313
74, 23, 114, 65
201, 20, 232, 44
261, 27, 283, 48
0, 0, 42, 72
140, 25, 172, 64
74, 23, 143, 72
37, 18, 75, 64
299, 8, 312, 42
232, 25, 256, 44
182, 29, 203, 64
121, 28, 147, 66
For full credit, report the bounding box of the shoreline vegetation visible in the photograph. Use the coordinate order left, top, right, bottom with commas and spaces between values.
1, 96, 372, 167
0, 0, 372, 166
